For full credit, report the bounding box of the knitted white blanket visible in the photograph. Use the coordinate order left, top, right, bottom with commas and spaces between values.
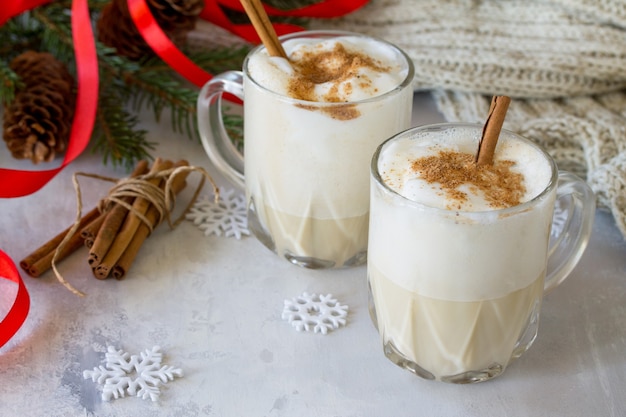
310, 0, 626, 239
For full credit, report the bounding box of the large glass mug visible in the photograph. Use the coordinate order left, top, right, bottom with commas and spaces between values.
368, 123, 595, 383
197, 31, 415, 269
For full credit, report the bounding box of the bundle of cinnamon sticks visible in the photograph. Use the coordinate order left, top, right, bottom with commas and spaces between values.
20, 158, 193, 281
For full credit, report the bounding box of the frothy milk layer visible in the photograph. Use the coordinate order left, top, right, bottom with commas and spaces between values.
369, 127, 555, 301
247, 36, 409, 102
378, 127, 552, 211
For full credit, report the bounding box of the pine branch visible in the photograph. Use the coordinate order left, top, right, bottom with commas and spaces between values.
100, 47, 248, 143
92, 88, 156, 170
184, 45, 251, 75
0, 14, 42, 59
30, 2, 83, 66
0, 62, 22, 105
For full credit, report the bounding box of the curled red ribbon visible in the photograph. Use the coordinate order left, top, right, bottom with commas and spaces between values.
0, 250, 30, 349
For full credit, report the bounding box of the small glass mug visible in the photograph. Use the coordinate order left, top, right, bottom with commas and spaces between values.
368, 123, 595, 383
197, 31, 415, 269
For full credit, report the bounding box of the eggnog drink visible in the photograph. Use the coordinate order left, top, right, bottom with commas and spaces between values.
244, 32, 414, 268
368, 124, 557, 382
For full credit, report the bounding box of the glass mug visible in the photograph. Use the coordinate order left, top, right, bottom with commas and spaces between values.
197, 31, 415, 269
368, 123, 595, 383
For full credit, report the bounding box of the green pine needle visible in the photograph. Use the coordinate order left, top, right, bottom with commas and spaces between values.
92, 89, 155, 170
0, 62, 22, 105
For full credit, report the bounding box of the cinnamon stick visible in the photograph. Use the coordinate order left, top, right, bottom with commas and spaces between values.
19, 207, 101, 277
88, 160, 150, 266
81, 214, 106, 249
87, 204, 129, 266
112, 160, 191, 279
475, 95, 511, 166
240, 0, 287, 59
93, 158, 173, 279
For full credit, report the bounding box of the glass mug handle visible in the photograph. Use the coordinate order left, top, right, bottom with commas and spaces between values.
197, 70, 246, 189
545, 171, 596, 293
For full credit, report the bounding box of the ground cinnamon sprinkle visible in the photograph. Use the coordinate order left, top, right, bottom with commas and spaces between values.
287, 43, 390, 120
410, 150, 526, 209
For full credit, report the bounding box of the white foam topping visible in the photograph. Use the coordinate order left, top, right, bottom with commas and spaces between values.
378, 128, 552, 211
246, 36, 409, 102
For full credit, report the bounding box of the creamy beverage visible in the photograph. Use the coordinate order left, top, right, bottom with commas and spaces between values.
243, 33, 414, 268
368, 124, 556, 382
369, 265, 545, 379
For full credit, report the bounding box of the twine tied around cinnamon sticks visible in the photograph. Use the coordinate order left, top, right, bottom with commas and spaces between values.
20, 158, 218, 297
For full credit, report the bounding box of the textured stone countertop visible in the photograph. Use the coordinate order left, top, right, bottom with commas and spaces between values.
1, 93, 625, 417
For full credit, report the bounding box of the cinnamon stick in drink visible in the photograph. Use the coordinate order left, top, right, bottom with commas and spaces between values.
93, 158, 173, 279
475, 95, 511, 166
240, 0, 287, 59
112, 160, 191, 279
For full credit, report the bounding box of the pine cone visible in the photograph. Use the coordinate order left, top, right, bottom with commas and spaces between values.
3, 51, 75, 164
150, 0, 204, 46
150, 0, 204, 30
97, 1, 151, 60
97, 0, 204, 60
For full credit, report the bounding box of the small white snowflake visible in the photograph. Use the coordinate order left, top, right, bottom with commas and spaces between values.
282, 292, 349, 335
83, 345, 183, 402
186, 188, 249, 239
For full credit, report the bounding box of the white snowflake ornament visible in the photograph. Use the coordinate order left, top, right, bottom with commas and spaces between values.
282, 293, 349, 334
83, 345, 183, 402
186, 188, 249, 239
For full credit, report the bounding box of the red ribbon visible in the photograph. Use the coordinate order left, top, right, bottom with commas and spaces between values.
0, 250, 30, 349
127, 0, 213, 88
0, 0, 97, 346
0, 0, 50, 26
